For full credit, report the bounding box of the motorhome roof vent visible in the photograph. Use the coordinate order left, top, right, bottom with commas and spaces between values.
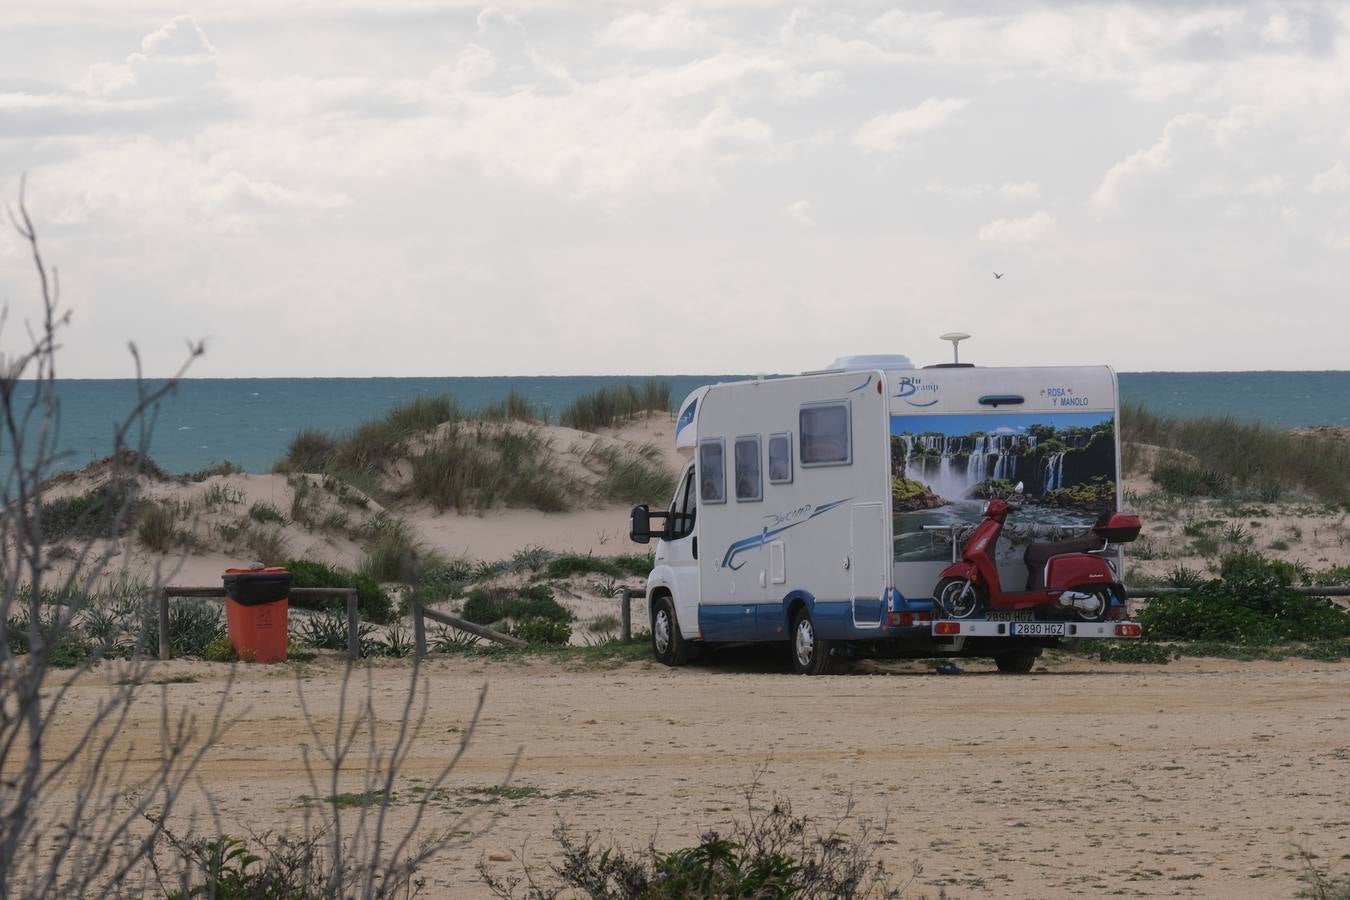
823, 354, 915, 372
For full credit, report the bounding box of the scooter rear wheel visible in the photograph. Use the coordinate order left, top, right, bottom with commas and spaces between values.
1075, 586, 1115, 623
935, 577, 984, 619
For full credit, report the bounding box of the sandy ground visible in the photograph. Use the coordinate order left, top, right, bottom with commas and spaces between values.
50, 652, 1350, 899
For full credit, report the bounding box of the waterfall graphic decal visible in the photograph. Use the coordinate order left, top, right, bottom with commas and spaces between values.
890, 411, 1117, 563
720, 498, 851, 571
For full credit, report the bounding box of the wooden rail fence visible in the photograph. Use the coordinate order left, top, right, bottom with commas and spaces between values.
409, 588, 647, 660
1126, 585, 1350, 599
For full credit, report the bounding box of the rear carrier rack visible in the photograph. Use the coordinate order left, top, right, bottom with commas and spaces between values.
932, 619, 1143, 639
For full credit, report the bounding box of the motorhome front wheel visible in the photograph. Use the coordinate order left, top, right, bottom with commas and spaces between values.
651, 595, 689, 667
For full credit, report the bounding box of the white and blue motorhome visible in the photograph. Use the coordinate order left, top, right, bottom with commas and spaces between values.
629, 352, 1139, 674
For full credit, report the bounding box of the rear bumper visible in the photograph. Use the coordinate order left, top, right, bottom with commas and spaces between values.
931, 620, 1143, 639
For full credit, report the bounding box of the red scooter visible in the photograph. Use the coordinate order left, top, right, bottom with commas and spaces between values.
933, 485, 1141, 622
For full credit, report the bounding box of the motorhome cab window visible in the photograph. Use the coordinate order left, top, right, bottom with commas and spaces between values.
669, 468, 696, 539
734, 435, 762, 502
799, 402, 851, 466
768, 433, 792, 484
698, 439, 726, 504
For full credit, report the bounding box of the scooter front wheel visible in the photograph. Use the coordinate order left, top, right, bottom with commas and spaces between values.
935, 577, 984, 619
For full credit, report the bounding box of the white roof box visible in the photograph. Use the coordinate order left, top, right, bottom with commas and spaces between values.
823, 354, 915, 372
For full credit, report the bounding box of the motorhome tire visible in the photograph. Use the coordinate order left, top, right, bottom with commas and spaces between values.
993, 649, 1040, 674
789, 609, 834, 676
935, 577, 984, 619
651, 595, 689, 667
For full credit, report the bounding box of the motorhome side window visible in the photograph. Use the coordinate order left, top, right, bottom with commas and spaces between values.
799, 402, 851, 466
698, 439, 726, 504
768, 433, 792, 483
734, 435, 762, 502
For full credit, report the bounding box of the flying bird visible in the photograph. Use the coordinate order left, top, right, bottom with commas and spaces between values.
993, 272, 1004, 279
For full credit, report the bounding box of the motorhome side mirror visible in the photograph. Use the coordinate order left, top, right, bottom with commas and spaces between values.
629, 505, 651, 544
1014, 481, 1024, 495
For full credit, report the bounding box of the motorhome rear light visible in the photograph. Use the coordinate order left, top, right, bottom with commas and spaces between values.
1115, 623, 1142, 638
934, 622, 961, 635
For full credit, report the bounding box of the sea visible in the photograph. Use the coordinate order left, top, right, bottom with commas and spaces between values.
11, 371, 1350, 477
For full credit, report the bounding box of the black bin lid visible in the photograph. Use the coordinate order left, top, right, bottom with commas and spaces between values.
223, 567, 292, 606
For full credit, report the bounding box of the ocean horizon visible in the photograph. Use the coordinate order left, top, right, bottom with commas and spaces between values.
13, 370, 1350, 476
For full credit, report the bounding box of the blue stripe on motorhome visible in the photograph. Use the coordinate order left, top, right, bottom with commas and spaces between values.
889, 588, 935, 613
701, 589, 912, 643
698, 604, 759, 642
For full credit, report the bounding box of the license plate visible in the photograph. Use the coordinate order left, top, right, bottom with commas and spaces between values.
1010, 622, 1065, 637
985, 610, 1033, 622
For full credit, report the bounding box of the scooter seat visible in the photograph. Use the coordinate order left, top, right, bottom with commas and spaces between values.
1023, 535, 1104, 565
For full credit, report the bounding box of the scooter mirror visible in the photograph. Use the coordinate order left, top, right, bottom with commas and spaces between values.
1014, 481, 1024, 494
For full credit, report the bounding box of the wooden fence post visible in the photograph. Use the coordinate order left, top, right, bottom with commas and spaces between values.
158, 588, 171, 661
413, 597, 427, 661
345, 589, 359, 661
620, 589, 634, 642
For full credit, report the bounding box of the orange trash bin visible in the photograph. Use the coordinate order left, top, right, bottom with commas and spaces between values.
222, 567, 291, 663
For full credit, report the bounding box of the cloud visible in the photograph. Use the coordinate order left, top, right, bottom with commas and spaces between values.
977, 211, 1055, 243
925, 180, 1040, 199
79, 15, 219, 99
1308, 161, 1350, 194
1090, 108, 1269, 215
853, 97, 969, 153
785, 199, 814, 226
597, 7, 716, 52
1090, 113, 1201, 214
997, 181, 1039, 199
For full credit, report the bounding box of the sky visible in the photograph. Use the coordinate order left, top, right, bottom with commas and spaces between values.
1, 1, 1348, 378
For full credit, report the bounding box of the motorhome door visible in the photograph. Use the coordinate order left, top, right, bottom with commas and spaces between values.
850, 502, 886, 626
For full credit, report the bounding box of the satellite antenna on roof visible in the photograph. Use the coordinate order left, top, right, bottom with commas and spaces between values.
940, 332, 971, 365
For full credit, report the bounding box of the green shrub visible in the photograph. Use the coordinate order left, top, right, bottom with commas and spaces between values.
284, 559, 394, 624
295, 611, 349, 650
481, 793, 903, 899
415, 559, 473, 602
512, 616, 572, 645
1138, 553, 1350, 644
461, 584, 572, 626
40, 480, 142, 542
204, 635, 236, 662
541, 553, 650, 580
163, 601, 226, 658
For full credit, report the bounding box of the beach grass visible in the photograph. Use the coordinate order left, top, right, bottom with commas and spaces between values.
480, 389, 547, 423
1122, 402, 1350, 505
559, 380, 671, 431
408, 424, 573, 513
587, 442, 677, 506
